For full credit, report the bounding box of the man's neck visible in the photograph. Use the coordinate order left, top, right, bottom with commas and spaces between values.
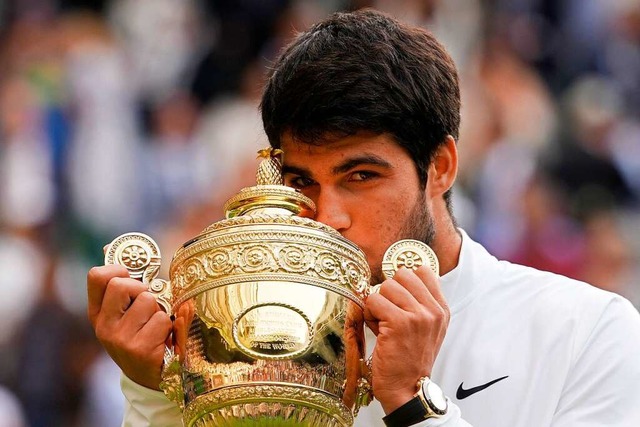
432, 220, 462, 276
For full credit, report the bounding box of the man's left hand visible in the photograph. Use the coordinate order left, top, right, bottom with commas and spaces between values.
364, 265, 450, 414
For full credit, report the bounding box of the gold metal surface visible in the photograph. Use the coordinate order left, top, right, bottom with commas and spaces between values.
104, 232, 173, 313
104, 148, 439, 426
381, 239, 440, 280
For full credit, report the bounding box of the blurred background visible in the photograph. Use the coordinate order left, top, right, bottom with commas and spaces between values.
0, 0, 639, 425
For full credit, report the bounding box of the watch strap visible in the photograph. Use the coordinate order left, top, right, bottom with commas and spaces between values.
382, 396, 427, 427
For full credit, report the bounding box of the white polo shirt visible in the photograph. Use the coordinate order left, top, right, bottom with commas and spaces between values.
121, 230, 640, 426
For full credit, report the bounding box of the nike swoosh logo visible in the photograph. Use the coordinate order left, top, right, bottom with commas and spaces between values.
456, 375, 509, 400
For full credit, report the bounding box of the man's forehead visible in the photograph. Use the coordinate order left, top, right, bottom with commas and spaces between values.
281, 131, 398, 154
280, 130, 392, 148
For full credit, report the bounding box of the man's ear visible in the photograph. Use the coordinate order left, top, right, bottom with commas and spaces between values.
427, 135, 458, 198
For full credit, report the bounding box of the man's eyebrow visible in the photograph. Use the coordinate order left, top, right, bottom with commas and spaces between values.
282, 164, 312, 177
282, 154, 393, 177
331, 154, 392, 175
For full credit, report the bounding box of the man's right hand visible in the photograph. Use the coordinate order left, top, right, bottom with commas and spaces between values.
87, 265, 172, 390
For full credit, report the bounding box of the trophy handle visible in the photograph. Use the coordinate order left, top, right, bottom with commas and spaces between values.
104, 232, 182, 407
104, 232, 173, 314
380, 239, 439, 281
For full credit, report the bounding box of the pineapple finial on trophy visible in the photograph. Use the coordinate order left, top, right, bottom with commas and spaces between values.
223, 147, 316, 218
256, 147, 284, 186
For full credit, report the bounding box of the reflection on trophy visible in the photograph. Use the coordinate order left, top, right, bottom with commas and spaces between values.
104, 148, 438, 426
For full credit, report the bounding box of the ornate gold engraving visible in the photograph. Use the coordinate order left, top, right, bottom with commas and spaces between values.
169, 234, 369, 308
104, 232, 171, 312
381, 239, 439, 280
160, 354, 185, 409
183, 383, 353, 427
201, 214, 339, 237
104, 232, 161, 282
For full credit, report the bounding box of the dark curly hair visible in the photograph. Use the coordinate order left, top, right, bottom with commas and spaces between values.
261, 9, 461, 213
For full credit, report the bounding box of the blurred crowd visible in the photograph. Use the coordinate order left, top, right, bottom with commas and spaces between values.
0, 0, 639, 426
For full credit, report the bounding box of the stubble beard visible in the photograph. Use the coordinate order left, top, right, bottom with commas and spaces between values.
370, 191, 436, 284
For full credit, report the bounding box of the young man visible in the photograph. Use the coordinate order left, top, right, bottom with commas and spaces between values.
87, 9, 640, 426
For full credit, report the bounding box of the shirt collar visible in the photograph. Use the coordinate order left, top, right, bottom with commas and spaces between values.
440, 228, 495, 313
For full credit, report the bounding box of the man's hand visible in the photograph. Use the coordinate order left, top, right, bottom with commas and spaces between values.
364, 266, 450, 414
87, 265, 172, 390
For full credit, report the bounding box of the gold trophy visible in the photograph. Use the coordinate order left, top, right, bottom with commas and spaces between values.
104, 148, 439, 426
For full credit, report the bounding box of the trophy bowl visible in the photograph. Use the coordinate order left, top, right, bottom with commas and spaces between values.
104, 148, 439, 426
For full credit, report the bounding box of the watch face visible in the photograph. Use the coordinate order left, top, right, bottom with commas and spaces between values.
423, 380, 448, 413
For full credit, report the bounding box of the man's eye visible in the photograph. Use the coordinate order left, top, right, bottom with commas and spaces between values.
349, 171, 378, 181
287, 176, 315, 188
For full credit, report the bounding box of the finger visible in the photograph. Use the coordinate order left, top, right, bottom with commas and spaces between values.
393, 267, 441, 308
100, 277, 149, 325
87, 265, 130, 325
364, 292, 403, 324
136, 311, 173, 351
120, 291, 161, 332
414, 265, 449, 313
376, 276, 423, 312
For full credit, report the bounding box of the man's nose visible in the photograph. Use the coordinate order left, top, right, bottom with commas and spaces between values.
313, 189, 351, 233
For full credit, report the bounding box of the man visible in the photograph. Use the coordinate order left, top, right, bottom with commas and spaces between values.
87, 9, 640, 426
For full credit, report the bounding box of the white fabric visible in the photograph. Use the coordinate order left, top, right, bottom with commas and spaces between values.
121, 230, 640, 426
121, 375, 181, 427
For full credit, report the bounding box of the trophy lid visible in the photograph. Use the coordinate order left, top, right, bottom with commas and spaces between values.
223, 148, 316, 219
192, 148, 346, 240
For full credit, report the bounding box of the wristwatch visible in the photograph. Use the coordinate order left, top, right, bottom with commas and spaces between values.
382, 376, 448, 427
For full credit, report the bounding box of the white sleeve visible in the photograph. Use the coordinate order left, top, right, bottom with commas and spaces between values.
120, 373, 183, 427
550, 296, 640, 426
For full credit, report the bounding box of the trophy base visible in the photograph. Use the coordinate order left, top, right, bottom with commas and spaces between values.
184, 383, 354, 427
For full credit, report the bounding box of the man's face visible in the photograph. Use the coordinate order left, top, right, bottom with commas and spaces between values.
281, 132, 435, 283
